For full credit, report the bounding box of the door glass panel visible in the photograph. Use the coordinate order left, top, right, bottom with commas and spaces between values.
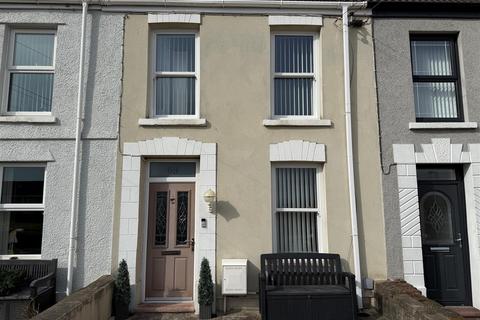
417, 168, 457, 181
150, 162, 196, 178
155, 192, 168, 246
176, 191, 189, 245
419, 191, 454, 245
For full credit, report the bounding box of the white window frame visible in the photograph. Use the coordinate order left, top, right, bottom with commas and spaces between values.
2, 29, 57, 116
270, 31, 320, 120
271, 163, 323, 253
150, 30, 200, 119
0, 163, 46, 259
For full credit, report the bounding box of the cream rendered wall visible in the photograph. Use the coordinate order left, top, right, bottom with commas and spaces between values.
114, 13, 386, 305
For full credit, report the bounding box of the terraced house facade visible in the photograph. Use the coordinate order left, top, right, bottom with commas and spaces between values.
10, 0, 480, 317
372, 0, 480, 309
0, 3, 124, 301
114, 0, 387, 313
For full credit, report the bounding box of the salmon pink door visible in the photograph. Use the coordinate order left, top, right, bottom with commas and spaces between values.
145, 183, 195, 299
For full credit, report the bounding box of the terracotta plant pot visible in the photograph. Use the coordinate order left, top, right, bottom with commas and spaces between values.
199, 304, 212, 319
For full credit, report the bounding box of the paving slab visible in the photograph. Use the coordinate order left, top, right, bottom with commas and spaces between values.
128, 307, 383, 320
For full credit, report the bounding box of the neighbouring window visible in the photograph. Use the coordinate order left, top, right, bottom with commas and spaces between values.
273, 34, 316, 117
5, 30, 56, 113
274, 167, 319, 252
0, 166, 45, 256
410, 35, 462, 122
153, 33, 197, 117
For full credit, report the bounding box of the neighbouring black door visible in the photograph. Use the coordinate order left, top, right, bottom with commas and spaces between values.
417, 166, 472, 306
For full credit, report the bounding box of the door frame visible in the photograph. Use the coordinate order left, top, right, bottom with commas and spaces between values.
141, 159, 199, 303
417, 165, 473, 306
392, 139, 480, 308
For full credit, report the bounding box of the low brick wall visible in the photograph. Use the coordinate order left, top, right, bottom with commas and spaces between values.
375, 280, 463, 320
32, 275, 114, 320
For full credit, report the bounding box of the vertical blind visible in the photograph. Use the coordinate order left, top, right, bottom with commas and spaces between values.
411, 39, 458, 119
275, 168, 318, 253
13, 33, 54, 66
155, 34, 196, 116
274, 35, 314, 116
8, 32, 55, 112
9, 74, 53, 112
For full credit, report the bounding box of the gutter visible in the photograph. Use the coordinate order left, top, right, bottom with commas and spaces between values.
66, 0, 88, 296
342, 3, 364, 309
0, 0, 365, 9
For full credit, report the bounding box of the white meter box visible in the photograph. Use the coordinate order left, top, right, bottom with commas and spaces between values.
222, 259, 247, 295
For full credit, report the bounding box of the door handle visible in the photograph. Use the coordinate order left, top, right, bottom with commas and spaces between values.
454, 233, 463, 248
181, 238, 195, 251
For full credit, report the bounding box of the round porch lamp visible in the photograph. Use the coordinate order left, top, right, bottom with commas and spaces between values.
203, 189, 216, 213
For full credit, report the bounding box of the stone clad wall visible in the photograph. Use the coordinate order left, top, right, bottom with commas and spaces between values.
32, 275, 114, 320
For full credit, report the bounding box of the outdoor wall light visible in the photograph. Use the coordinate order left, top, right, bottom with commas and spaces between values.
203, 189, 216, 213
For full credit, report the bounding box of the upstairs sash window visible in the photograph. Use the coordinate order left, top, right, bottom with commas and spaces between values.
154, 33, 197, 117
410, 36, 462, 122
273, 34, 316, 117
6, 31, 56, 113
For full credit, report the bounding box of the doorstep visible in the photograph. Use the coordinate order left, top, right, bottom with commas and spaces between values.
135, 302, 195, 313
445, 306, 480, 319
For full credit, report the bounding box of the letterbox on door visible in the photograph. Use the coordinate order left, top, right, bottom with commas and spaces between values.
222, 259, 247, 295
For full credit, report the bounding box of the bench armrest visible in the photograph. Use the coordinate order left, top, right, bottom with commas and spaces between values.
29, 272, 55, 297
334, 272, 355, 287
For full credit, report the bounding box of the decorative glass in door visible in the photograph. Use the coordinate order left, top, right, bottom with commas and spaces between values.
176, 191, 189, 245
155, 191, 168, 246
419, 191, 454, 245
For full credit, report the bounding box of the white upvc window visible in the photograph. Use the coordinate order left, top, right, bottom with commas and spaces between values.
0, 164, 46, 258
272, 164, 321, 253
151, 31, 200, 118
3, 29, 56, 115
271, 32, 319, 119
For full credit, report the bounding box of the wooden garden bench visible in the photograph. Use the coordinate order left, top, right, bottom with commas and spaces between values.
0, 259, 57, 319
259, 253, 358, 320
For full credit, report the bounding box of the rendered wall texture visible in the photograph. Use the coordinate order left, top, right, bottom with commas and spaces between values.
0, 10, 124, 296
373, 18, 480, 278
117, 13, 387, 306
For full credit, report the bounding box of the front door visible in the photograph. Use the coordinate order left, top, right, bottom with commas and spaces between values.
146, 183, 195, 300
417, 167, 472, 306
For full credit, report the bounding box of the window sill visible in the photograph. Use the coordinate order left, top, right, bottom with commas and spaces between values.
0, 115, 57, 123
409, 122, 478, 130
263, 119, 332, 127
138, 118, 207, 127
0, 255, 41, 260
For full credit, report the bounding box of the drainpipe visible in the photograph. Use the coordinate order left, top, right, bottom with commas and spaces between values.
66, 0, 88, 296
342, 4, 363, 309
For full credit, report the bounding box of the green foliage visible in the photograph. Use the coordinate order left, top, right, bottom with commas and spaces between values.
198, 258, 214, 306
115, 259, 131, 306
0, 269, 27, 296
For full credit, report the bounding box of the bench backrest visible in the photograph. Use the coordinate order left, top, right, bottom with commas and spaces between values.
0, 259, 57, 281
260, 253, 343, 286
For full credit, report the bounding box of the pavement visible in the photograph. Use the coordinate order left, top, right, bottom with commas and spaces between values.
128, 308, 383, 319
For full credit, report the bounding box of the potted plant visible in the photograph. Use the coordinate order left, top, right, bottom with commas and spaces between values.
0, 269, 27, 296
114, 259, 131, 320
198, 258, 214, 319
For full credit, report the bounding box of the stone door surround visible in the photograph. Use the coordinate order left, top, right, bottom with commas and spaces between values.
118, 137, 216, 309
393, 138, 480, 307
